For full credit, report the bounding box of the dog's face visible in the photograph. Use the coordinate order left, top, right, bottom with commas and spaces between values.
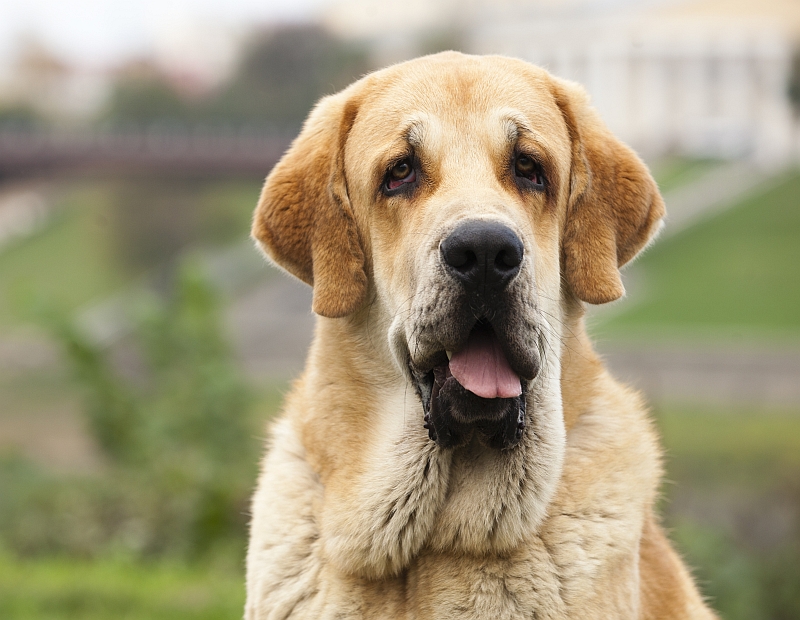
253, 52, 663, 452
345, 61, 572, 450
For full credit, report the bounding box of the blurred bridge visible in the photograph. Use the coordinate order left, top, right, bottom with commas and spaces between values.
0, 126, 293, 179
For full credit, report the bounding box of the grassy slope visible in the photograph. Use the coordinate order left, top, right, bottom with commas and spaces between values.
596, 168, 800, 336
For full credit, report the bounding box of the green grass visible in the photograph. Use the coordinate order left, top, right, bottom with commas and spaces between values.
596, 168, 800, 336
0, 554, 244, 620
650, 157, 721, 194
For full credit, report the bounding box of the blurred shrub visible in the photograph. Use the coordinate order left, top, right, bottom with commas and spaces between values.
672, 516, 800, 620
0, 264, 261, 559
659, 406, 800, 620
672, 519, 765, 619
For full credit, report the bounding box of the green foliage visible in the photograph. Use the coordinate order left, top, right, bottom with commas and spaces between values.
54, 263, 255, 468
0, 264, 263, 559
672, 520, 766, 620
670, 512, 800, 620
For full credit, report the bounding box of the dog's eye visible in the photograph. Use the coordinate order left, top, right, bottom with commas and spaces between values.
515, 154, 545, 188
386, 158, 416, 191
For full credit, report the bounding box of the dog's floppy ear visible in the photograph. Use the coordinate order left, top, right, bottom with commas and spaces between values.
551, 78, 665, 305
252, 90, 367, 318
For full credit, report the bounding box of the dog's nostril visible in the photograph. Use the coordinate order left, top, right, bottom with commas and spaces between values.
496, 248, 522, 271
445, 248, 477, 271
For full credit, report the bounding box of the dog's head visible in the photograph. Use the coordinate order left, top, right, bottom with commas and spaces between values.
253, 52, 663, 450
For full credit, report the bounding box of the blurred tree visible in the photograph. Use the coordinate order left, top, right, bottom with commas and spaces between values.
0, 104, 44, 128
109, 180, 201, 273
789, 48, 800, 116
208, 24, 371, 128
102, 60, 195, 125
106, 179, 261, 275
102, 25, 372, 130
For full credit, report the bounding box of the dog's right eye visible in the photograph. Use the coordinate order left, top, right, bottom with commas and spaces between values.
384, 158, 417, 193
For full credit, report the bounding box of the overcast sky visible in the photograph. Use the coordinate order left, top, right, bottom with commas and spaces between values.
0, 0, 333, 68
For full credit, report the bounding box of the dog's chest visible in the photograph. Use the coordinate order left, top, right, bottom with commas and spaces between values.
405, 544, 567, 619
328, 520, 637, 620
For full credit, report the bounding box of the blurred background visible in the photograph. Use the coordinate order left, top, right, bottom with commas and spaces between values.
0, 0, 799, 617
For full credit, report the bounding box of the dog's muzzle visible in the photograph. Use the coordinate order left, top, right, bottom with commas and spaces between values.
411, 220, 538, 451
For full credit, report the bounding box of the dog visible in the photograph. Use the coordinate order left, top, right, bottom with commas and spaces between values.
245, 52, 717, 619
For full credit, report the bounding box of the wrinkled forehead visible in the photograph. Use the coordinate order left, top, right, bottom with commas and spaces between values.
346, 57, 571, 173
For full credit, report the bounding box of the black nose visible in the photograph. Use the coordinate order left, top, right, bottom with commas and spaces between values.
441, 220, 524, 291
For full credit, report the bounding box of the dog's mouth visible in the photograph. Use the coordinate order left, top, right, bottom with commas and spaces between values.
449, 323, 522, 399
411, 320, 533, 451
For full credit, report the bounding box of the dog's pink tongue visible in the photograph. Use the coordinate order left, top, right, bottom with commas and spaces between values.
449, 330, 522, 399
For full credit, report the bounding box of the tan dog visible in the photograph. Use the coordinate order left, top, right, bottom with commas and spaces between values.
246, 52, 717, 619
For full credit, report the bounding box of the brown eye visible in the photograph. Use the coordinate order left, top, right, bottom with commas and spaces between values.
385, 158, 416, 191
390, 161, 411, 180
515, 154, 544, 188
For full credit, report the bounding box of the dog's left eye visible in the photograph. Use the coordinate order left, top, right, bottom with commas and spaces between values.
515, 154, 545, 188
385, 158, 416, 191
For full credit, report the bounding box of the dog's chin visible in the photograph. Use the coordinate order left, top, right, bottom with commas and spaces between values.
418, 364, 527, 451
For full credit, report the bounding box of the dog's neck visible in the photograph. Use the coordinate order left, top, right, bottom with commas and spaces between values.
556, 302, 607, 432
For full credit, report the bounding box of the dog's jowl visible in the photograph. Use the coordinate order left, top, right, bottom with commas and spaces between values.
245, 52, 717, 620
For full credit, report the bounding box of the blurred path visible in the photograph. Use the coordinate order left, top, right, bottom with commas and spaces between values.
598, 343, 800, 407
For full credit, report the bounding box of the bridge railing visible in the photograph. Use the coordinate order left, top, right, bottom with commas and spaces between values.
0, 125, 295, 178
